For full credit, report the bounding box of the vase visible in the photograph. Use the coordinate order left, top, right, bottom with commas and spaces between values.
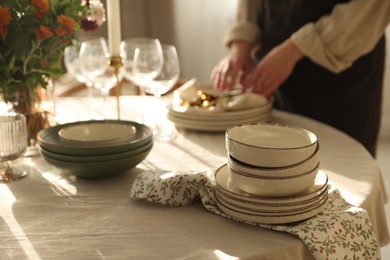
5, 82, 56, 149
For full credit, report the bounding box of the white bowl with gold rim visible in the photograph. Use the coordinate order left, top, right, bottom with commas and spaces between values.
228, 163, 319, 197
227, 143, 319, 178
226, 123, 318, 168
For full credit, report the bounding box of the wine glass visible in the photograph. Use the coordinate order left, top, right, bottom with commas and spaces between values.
140, 44, 180, 141
143, 44, 180, 97
0, 113, 28, 182
120, 38, 163, 95
92, 65, 125, 119
64, 44, 96, 119
79, 38, 110, 118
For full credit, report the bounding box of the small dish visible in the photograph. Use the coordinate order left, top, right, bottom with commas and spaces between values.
58, 122, 137, 146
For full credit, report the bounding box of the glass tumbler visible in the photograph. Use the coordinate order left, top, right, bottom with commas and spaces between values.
0, 113, 28, 182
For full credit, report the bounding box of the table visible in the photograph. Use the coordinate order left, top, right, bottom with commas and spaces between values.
1, 96, 389, 260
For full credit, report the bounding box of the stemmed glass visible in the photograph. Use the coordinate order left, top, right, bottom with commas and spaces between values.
0, 113, 28, 182
64, 44, 96, 119
138, 44, 180, 141
92, 66, 124, 119
120, 38, 163, 95
79, 38, 110, 118
143, 45, 180, 97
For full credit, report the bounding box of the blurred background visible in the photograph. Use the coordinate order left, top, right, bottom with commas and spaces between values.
76, 0, 390, 254
79, 0, 390, 139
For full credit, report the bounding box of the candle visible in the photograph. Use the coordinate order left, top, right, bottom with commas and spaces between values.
107, 0, 122, 55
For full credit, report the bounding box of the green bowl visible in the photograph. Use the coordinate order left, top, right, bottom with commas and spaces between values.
38, 120, 153, 156
40, 140, 153, 162
42, 145, 152, 179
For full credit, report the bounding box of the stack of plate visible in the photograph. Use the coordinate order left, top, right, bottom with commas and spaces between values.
38, 120, 153, 179
214, 164, 329, 224
214, 123, 329, 224
167, 96, 273, 132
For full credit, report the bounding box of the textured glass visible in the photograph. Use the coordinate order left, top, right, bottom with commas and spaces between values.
0, 113, 27, 161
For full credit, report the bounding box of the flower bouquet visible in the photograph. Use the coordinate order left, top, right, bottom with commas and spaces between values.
0, 0, 105, 144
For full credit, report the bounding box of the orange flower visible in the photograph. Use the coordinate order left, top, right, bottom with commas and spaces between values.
54, 27, 67, 37
0, 6, 12, 36
57, 15, 77, 34
36, 25, 53, 41
31, 0, 49, 12
40, 25, 53, 37
35, 10, 45, 20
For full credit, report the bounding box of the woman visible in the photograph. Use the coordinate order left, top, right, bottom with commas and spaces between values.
211, 0, 390, 157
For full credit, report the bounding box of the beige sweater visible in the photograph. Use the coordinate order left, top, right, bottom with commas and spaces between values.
224, 0, 390, 73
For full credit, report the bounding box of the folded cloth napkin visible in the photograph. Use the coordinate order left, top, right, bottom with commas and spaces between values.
130, 170, 381, 260
172, 78, 269, 112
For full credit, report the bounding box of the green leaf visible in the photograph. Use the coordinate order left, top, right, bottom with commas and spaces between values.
8, 34, 31, 59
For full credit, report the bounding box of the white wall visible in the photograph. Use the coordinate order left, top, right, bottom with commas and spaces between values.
92, 0, 235, 85
169, 0, 237, 85
145, 0, 237, 85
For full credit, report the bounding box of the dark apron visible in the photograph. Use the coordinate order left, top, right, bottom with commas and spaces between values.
255, 0, 386, 156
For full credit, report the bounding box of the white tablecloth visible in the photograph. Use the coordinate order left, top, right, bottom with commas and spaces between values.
1, 96, 388, 260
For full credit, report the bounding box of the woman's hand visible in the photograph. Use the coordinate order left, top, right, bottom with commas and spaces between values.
245, 39, 304, 97
211, 41, 253, 91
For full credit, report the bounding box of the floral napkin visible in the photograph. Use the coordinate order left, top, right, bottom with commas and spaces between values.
130, 170, 381, 260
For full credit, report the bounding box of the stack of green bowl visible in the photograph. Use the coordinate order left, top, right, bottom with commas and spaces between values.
37, 120, 153, 179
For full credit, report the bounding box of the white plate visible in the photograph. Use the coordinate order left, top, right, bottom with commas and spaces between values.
214, 164, 328, 204
216, 195, 327, 224
168, 112, 271, 126
168, 106, 271, 122
169, 101, 273, 120
215, 191, 328, 215
59, 122, 137, 146
168, 113, 271, 132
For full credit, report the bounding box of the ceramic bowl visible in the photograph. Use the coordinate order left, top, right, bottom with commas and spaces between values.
42, 145, 152, 179
226, 123, 318, 167
227, 143, 319, 178
228, 163, 320, 197
40, 140, 153, 163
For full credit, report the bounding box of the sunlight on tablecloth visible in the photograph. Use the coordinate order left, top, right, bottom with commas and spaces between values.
130, 170, 381, 260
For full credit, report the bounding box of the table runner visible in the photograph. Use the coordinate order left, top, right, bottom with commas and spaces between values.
130, 170, 380, 260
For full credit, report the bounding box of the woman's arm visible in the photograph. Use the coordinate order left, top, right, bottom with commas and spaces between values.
292, 0, 390, 73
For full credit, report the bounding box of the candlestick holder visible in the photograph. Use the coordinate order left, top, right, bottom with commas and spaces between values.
109, 55, 124, 119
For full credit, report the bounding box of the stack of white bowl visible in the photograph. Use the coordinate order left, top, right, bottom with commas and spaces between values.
38, 120, 153, 179
214, 123, 329, 224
